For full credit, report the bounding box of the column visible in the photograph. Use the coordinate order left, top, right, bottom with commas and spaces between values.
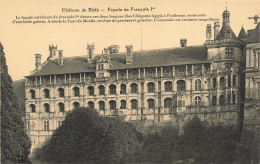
126, 70, 129, 80
54, 75, 56, 84
50, 76, 52, 84
35, 77, 38, 85
83, 73, 86, 82
69, 74, 71, 83
116, 70, 119, 81
138, 69, 140, 79
192, 65, 194, 75
39, 76, 42, 85
155, 68, 158, 78
202, 64, 205, 74
172, 66, 175, 76
64, 75, 66, 83
80, 73, 82, 82
161, 67, 163, 77
143, 68, 146, 79
186, 65, 188, 76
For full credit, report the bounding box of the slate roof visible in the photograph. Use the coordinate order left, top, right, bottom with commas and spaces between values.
27, 45, 208, 77
238, 26, 247, 39
216, 24, 237, 40
245, 22, 260, 43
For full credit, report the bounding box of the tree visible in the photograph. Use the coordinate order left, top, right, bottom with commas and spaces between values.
37, 107, 142, 163
0, 41, 31, 163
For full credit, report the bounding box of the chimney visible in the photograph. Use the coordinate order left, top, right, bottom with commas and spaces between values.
214, 22, 220, 39
87, 43, 95, 60
49, 44, 57, 60
125, 45, 133, 64
180, 39, 187, 47
58, 50, 63, 66
104, 47, 110, 62
35, 54, 42, 70
206, 24, 212, 40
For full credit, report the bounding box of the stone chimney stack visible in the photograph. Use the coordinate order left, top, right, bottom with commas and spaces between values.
49, 44, 57, 60
104, 47, 110, 62
214, 22, 220, 40
206, 24, 212, 40
58, 50, 64, 66
180, 39, 187, 47
87, 43, 95, 60
126, 45, 133, 64
35, 54, 42, 70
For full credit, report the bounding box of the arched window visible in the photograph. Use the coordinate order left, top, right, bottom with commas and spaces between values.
109, 100, 116, 110
212, 78, 217, 89
131, 99, 138, 109
88, 86, 94, 96
227, 94, 231, 104
120, 100, 126, 109
233, 75, 236, 87
73, 102, 80, 109
99, 101, 105, 110
182, 100, 185, 107
177, 80, 186, 91
147, 82, 155, 93
58, 103, 65, 112
147, 99, 155, 108
164, 98, 172, 108
43, 89, 50, 98
30, 90, 35, 99
73, 87, 80, 97
178, 100, 182, 107
232, 93, 236, 103
220, 77, 225, 88
99, 85, 105, 95
228, 75, 231, 87
195, 79, 201, 91
219, 95, 225, 105
109, 84, 116, 95
58, 88, 64, 97
164, 81, 172, 92
30, 104, 36, 113
44, 103, 50, 112
120, 84, 126, 94
130, 83, 138, 93
195, 96, 201, 107
88, 101, 94, 110
212, 96, 217, 106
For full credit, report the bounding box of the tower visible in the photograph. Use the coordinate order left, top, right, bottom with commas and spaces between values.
49, 44, 57, 59
206, 24, 212, 40
222, 8, 230, 25
125, 45, 133, 64
35, 54, 42, 70
87, 43, 95, 60
58, 50, 64, 66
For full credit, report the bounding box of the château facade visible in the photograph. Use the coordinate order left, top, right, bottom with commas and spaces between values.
25, 9, 255, 152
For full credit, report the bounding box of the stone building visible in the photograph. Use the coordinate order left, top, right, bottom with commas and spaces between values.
25, 9, 247, 152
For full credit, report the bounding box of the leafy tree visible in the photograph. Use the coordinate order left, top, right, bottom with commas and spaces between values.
37, 107, 142, 163
0, 42, 31, 163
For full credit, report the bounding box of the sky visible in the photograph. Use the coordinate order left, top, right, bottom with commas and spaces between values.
0, 0, 260, 80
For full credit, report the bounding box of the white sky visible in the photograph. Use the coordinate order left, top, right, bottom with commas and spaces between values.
0, 0, 259, 80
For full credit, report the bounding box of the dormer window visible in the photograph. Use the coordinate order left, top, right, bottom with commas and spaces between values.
225, 47, 234, 58
98, 64, 104, 70
224, 30, 231, 38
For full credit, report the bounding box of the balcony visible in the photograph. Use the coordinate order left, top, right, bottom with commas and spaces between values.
193, 71, 202, 76
95, 77, 107, 82
175, 72, 186, 77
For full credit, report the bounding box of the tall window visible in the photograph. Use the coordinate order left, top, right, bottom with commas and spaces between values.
120, 100, 126, 109
227, 94, 231, 104
220, 77, 225, 88
58, 103, 65, 112
44, 103, 50, 112
73, 102, 80, 109
99, 101, 105, 110
147, 82, 155, 93
177, 80, 186, 91
219, 95, 225, 105
43, 89, 50, 98
164, 98, 172, 108
178, 100, 185, 107
165, 81, 172, 92
109, 84, 116, 95
98, 64, 104, 70
58, 88, 64, 97
212, 78, 217, 89
224, 30, 231, 39
147, 99, 155, 108
212, 96, 217, 106
73, 87, 80, 97
88, 86, 94, 96
228, 75, 231, 88
225, 47, 234, 58
232, 92, 236, 103
233, 75, 236, 87
120, 84, 126, 94
99, 85, 105, 95
131, 99, 138, 109
195, 96, 201, 107
30, 90, 35, 99
30, 104, 36, 113
130, 83, 138, 93
88, 101, 94, 110
109, 100, 116, 110
44, 120, 49, 131
195, 79, 201, 91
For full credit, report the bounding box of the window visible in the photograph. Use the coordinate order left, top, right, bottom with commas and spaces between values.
109, 100, 116, 110
228, 75, 231, 88
147, 82, 155, 93
232, 92, 236, 103
227, 94, 231, 104
212, 78, 217, 89
165, 81, 172, 92
177, 80, 186, 91
147, 99, 155, 108
131, 99, 138, 109
212, 96, 217, 106
58, 120, 63, 127
44, 103, 50, 112
30, 104, 36, 113
164, 98, 172, 108
225, 47, 234, 58
219, 95, 225, 105
195, 96, 201, 107
73, 102, 80, 109
99, 73, 104, 77
58, 103, 65, 112
88, 86, 94, 96
58, 88, 64, 97
99, 85, 105, 95
120, 84, 126, 94
88, 101, 94, 110
73, 87, 80, 97
195, 79, 201, 91
98, 64, 104, 70
44, 120, 49, 131
233, 75, 236, 87
43, 89, 50, 98
224, 30, 231, 39
99, 101, 105, 110
220, 77, 225, 88
30, 90, 35, 99
109, 84, 116, 95
130, 83, 138, 93
120, 100, 126, 109
178, 100, 185, 107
